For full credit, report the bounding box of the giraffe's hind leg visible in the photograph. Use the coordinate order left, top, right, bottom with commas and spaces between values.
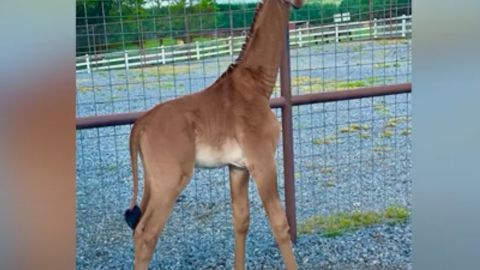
131, 112, 195, 270
132, 167, 191, 270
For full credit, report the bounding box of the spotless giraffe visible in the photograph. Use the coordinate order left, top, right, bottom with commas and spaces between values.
125, 0, 304, 269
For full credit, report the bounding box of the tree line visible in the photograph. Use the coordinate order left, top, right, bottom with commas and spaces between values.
76, 0, 411, 56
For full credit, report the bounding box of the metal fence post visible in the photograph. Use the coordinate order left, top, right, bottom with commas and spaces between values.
280, 26, 297, 242
373, 18, 378, 39
85, 54, 90, 74
401, 14, 407, 37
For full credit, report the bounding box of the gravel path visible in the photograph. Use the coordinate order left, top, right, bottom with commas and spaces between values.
76, 39, 412, 269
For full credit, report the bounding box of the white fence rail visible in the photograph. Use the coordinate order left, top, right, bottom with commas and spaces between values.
76, 15, 411, 73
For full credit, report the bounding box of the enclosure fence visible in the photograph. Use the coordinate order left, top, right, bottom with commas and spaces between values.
76, 14, 411, 73
76, 0, 412, 268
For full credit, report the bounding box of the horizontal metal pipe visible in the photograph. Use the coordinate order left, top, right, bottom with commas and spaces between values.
290, 83, 411, 105
76, 111, 144, 129
76, 83, 411, 130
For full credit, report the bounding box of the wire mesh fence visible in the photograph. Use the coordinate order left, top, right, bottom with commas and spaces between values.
76, 95, 411, 268
75, 15, 411, 73
76, 109, 286, 269
293, 94, 412, 224
76, 0, 411, 117
76, 0, 412, 268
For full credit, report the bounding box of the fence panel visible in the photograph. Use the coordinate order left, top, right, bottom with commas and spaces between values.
76, 16, 411, 73
76, 109, 286, 269
76, 93, 411, 269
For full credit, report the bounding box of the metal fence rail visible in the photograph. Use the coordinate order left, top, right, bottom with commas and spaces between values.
77, 83, 411, 129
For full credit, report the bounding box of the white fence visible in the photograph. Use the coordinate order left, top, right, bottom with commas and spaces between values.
76, 15, 411, 73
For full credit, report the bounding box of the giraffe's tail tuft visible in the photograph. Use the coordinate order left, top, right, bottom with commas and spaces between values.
124, 205, 142, 230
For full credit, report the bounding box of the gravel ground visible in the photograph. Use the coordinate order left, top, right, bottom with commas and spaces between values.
76, 39, 412, 269
76, 39, 411, 117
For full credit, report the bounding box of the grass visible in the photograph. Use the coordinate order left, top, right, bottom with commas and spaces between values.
385, 116, 408, 128
373, 145, 392, 153
112, 38, 180, 51
136, 64, 197, 76
380, 129, 394, 138
298, 205, 409, 236
114, 64, 195, 78
78, 86, 92, 93
373, 102, 390, 116
143, 39, 160, 48
161, 37, 178, 46
292, 76, 322, 93
374, 62, 402, 69
366, 76, 394, 86
384, 205, 409, 222
350, 28, 371, 40
113, 85, 125, 91
305, 164, 335, 176
337, 80, 367, 89
357, 132, 370, 139
192, 36, 214, 43
293, 76, 374, 93
312, 135, 338, 145
319, 166, 335, 174
323, 179, 336, 188
366, 76, 380, 85
290, 75, 395, 94
113, 64, 196, 85
312, 123, 372, 147
338, 123, 370, 133
400, 129, 412, 136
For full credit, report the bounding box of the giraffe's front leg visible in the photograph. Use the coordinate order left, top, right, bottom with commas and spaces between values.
229, 165, 250, 270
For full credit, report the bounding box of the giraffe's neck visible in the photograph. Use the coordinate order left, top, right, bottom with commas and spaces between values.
237, 0, 290, 96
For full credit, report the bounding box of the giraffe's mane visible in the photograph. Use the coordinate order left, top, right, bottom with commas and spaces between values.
215, 1, 265, 82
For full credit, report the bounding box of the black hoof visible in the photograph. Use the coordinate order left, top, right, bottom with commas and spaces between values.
124, 205, 142, 230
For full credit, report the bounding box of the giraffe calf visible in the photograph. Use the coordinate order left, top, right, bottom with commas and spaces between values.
124, 1, 304, 269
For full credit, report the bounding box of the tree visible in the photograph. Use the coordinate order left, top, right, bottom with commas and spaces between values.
338, 0, 411, 21
76, 0, 147, 54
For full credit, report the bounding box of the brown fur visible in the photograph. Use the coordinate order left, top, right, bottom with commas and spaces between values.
127, 0, 303, 269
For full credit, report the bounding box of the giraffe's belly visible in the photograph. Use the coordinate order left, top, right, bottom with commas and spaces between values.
195, 140, 246, 169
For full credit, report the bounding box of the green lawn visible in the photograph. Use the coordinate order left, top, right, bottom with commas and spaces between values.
299, 205, 409, 237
